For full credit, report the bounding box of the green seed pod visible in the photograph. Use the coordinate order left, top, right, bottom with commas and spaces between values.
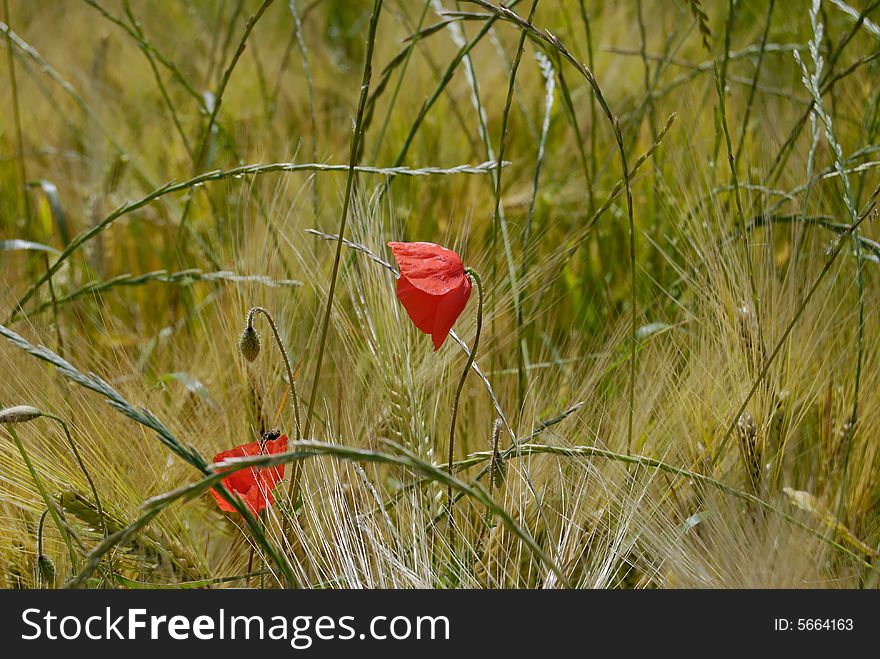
0, 405, 42, 424
239, 325, 261, 362
37, 554, 56, 587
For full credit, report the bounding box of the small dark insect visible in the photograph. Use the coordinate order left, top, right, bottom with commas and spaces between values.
263, 428, 281, 442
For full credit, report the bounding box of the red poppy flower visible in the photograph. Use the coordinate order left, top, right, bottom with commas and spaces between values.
388, 241, 472, 351
209, 434, 288, 515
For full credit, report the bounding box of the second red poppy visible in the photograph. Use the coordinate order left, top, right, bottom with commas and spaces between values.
209, 434, 288, 516
388, 241, 471, 350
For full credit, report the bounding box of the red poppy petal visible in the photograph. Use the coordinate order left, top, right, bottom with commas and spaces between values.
233, 471, 261, 498
212, 445, 245, 464
388, 242, 467, 296
258, 462, 285, 491
213, 440, 262, 463
211, 440, 265, 494
430, 277, 471, 350
217, 462, 258, 495
396, 276, 439, 335
209, 486, 238, 513
266, 434, 289, 455
210, 435, 289, 514
245, 481, 275, 514
263, 434, 287, 487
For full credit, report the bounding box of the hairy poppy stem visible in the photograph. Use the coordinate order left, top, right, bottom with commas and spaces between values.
447, 268, 483, 548
246, 308, 302, 440
245, 307, 303, 541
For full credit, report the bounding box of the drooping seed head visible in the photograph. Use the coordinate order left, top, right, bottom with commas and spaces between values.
239, 325, 261, 362
0, 405, 43, 424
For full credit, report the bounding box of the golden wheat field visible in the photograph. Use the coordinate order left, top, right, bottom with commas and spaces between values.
0, 0, 878, 590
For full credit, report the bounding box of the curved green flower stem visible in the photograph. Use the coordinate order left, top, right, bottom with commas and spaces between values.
246, 307, 302, 542
447, 268, 483, 547
246, 308, 302, 440
5, 424, 79, 573
43, 414, 110, 580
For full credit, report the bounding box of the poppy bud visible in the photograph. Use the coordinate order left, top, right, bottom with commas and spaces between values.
239, 325, 261, 362
0, 405, 42, 424
37, 554, 56, 586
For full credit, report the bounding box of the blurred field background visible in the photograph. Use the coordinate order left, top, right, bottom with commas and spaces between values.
1, 0, 879, 588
